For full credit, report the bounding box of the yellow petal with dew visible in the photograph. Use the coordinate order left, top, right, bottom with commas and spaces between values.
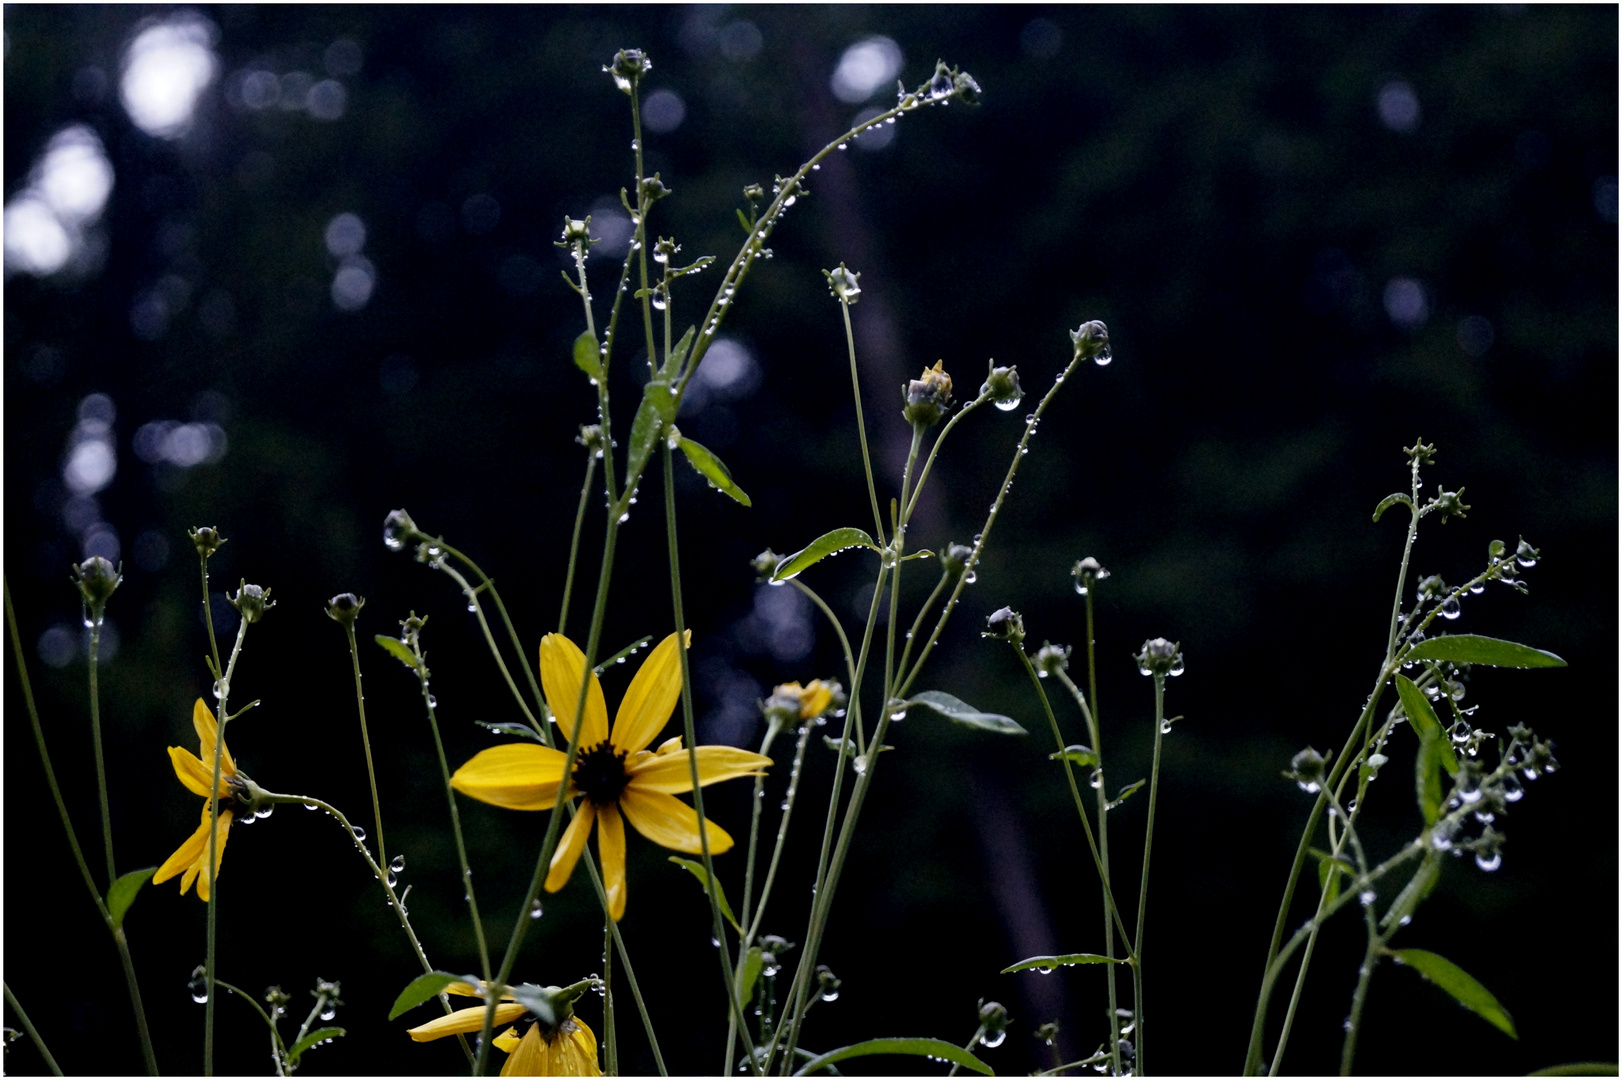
618, 787, 733, 855
540, 634, 608, 748
625, 745, 771, 795
192, 699, 235, 778
597, 801, 627, 922
452, 744, 569, 811
492, 1026, 522, 1053
407, 1003, 527, 1042
169, 745, 218, 798
554, 1019, 602, 1077
500, 1024, 546, 1076
610, 631, 686, 755
545, 801, 595, 893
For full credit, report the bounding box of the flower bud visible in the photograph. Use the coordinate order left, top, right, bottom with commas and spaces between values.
939, 542, 975, 579
751, 549, 784, 581
980, 361, 1023, 410
1034, 642, 1071, 677
823, 264, 861, 304
815, 965, 842, 1002
1432, 486, 1470, 522
325, 592, 365, 629
1416, 574, 1447, 601
903, 360, 954, 428
984, 606, 1024, 642
977, 999, 1009, 1041
1071, 557, 1110, 595
190, 526, 226, 558
1487, 539, 1507, 562
72, 556, 122, 610
954, 71, 984, 105
640, 174, 671, 204
606, 48, 650, 94
383, 509, 421, 552
230, 582, 275, 624
1069, 320, 1111, 365
1287, 747, 1325, 793
743, 183, 765, 206
555, 216, 594, 251
1135, 637, 1183, 677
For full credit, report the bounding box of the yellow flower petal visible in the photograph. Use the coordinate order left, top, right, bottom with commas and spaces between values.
617, 787, 733, 855
798, 680, 834, 719
609, 631, 686, 755
540, 635, 608, 748
192, 699, 236, 778
152, 810, 211, 887
553, 1019, 602, 1077
452, 744, 569, 811
545, 801, 595, 893
194, 807, 231, 902
168, 745, 218, 798
624, 746, 771, 795
492, 1026, 522, 1053
407, 1003, 526, 1042
597, 802, 627, 922
500, 1024, 546, 1076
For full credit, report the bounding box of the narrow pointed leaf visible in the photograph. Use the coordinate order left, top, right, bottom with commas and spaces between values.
736, 208, 753, 235
1106, 778, 1147, 810
624, 383, 670, 491
1316, 854, 1353, 905
1372, 492, 1412, 522
794, 1037, 991, 1077
668, 856, 743, 934
1002, 953, 1127, 974
594, 636, 653, 675
1404, 635, 1565, 668
1049, 744, 1099, 768
1415, 725, 1445, 826
677, 437, 752, 506
285, 1027, 345, 1064
905, 690, 1026, 735
1395, 674, 1459, 777
374, 634, 420, 672
573, 330, 602, 381
388, 971, 482, 1020
475, 720, 545, 743
1389, 947, 1517, 1038
106, 867, 156, 930
660, 324, 697, 380
1380, 855, 1441, 932
736, 947, 765, 1006
770, 528, 878, 582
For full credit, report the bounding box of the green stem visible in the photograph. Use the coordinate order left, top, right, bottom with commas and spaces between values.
946, 1025, 986, 1078
840, 298, 886, 545
86, 620, 116, 886
603, 919, 618, 1076
203, 610, 248, 1077
560, 452, 599, 636
1132, 673, 1168, 1076
212, 978, 288, 1077
432, 551, 547, 740
5, 981, 63, 1077
342, 622, 387, 878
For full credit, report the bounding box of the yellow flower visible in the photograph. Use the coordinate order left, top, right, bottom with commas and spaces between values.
153, 699, 242, 901
775, 679, 835, 720
451, 632, 771, 921
406, 981, 601, 1077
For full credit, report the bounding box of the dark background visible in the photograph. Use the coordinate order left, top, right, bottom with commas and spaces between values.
5, 6, 1616, 1076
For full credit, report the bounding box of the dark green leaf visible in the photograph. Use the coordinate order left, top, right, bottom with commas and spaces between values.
624, 384, 670, 491
572, 330, 602, 381
1380, 855, 1441, 932
1049, 744, 1099, 768
771, 528, 879, 582
1395, 674, 1459, 777
1373, 492, 1413, 522
1405, 635, 1566, 668
660, 325, 697, 380
1414, 724, 1445, 826
793, 1037, 991, 1077
1001, 953, 1127, 974
106, 867, 156, 930
1389, 947, 1517, 1039
677, 437, 752, 506
285, 1027, 345, 1064
388, 971, 481, 1020
475, 720, 545, 743
904, 690, 1026, 735
668, 857, 743, 934
374, 634, 420, 672
737, 947, 764, 1005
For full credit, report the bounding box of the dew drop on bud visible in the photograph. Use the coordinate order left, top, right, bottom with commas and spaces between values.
530, 899, 545, 920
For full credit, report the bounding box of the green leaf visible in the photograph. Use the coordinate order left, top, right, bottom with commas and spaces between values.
823, 734, 857, 759
1107, 778, 1147, 810
904, 690, 1026, 735
1388, 948, 1518, 1039
1315, 853, 1353, 905
508, 984, 558, 1028
475, 720, 545, 743
572, 330, 602, 381
794, 1037, 991, 1077
737, 947, 765, 1006
1001, 953, 1127, 974
1049, 744, 1099, 768
1373, 492, 1413, 522
285, 1027, 345, 1065
374, 634, 420, 672
388, 971, 481, 1020
624, 382, 673, 491
668, 857, 743, 934
106, 867, 156, 930
659, 325, 697, 380
1404, 634, 1566, 668
1395, 674, 1459, 777
770, 528, 879, 582
1414, 725, 1445, 826
736, 208, 753, 235
677, 437, 752, 507
594, 636, 654, 675
1380, 855, 1441, 932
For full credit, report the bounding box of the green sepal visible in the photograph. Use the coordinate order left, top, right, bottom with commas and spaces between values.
285, 1027, 345, 1066
677, 437, 752, 506
1388, 947, 1518, 1038
1380, 855, 1441, 932
668, 856, 743, 934
903, 690, 1025, 735
1049, 744, 1099, 768
737, 947, 765, 1006
1404, 634, 1566, 668
374, 634, 420, 672
475, 720, 545, 743
1372, 492, 1412, 522
387, 971, 483, 1020
573, 330, 602, 381
107, 867, 157, 930
1107, 778, 1146, 810
770, 528, 879, 582
793, 1037, 991, 1077
1395, 674, 1459, 777
1002, 953, 1127, 974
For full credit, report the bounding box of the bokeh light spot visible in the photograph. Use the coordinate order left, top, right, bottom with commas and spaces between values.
831, 36, 903, 104
1376, 79, 1420, 133
120, 13, 218, 138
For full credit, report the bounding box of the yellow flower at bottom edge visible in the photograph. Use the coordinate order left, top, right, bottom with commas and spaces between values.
407, 981, 601, 1077
450, 631, 772, 921
153, 699, 244, 901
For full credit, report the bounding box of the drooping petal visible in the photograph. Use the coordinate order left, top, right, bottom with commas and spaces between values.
492, 1026, 522, 1053
194, 808, 231, 902
407, 1003, 527, 1042
445, 980, 517, 1002
500, 1024, 547, 1076
452, 744, 569, 811
617, 787, 733, 855
540, 635, 608, 749
609, 631, 687, 755
625, 746, 771, 795
553, 1019, 602, 1077
191, 699, 236, 778
545, 801, 595, 893
168, 745, 219, 798
152, 812, 211, 887
596, 802, 627, 922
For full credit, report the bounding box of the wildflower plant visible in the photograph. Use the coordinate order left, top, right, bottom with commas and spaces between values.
2, 38, 1598, 1080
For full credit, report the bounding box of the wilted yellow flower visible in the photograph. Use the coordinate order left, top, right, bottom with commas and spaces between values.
407, 981, 601, 1077
451, 632, 770, 921
153, 699, 242, 901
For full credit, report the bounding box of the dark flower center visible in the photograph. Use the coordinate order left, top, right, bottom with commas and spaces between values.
574, 741, 630, 805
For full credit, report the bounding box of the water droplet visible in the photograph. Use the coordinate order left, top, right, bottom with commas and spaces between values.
390, 854, 405, 874
1160, 719, 1173, 734
964, 570, 977, 584
1094, 345, 1114, 367
386, 870, 398, 888
188, 976, 209, 1004
1358, 889, 1376, 907
994, 396, 1021, 412
320, 1005, 337, 1021
304, 801, 319, 810
1297, 780, 1321, 794
351, 825, 367, 842
1089, 769, 1104, 790
212, 679, 226, 700
979, 1030, 1006, 1048
1500, 774, 1524, 802
820, 987, 840, 1003
1475, 851, 1502, 872
1468, 582, 1485, 595
1440, 597, 1461, 620
255, 804, 274, 822
530, 899, 545, 919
